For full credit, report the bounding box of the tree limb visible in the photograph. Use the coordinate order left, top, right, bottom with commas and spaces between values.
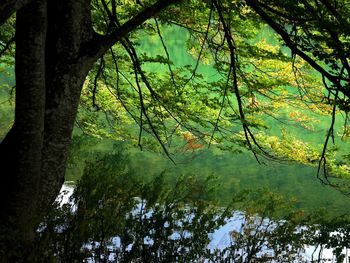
82, 0, 182, 60
0, 0, 33, 26
245, 0, 350, 99
0, 35, 15, 57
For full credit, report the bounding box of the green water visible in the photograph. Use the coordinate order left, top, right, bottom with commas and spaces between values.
65, 135, 350, 214
1, 25, 350, 215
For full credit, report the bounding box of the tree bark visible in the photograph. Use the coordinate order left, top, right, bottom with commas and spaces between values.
38, 0, 94, 213
0, 1, 47, 261
0, 0, 34, 26
0, 0, 46, 237
0, 0, 93, 259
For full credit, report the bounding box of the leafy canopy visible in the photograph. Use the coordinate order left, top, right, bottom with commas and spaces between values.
1, 0, 350, 181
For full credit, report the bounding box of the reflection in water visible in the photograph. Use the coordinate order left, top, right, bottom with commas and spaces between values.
57, 184, 350, 262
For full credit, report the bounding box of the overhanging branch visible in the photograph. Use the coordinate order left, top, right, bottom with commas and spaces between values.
245, 0, 350, 99
83, 0, 182, 60
0, 0, 33, 26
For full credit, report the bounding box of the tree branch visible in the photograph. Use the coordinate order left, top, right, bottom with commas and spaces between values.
82, 0, 182, 60
214, 0, 276, 162
0, 35, 15, 57
0, 0, 33, 26
245, 0, 350, 99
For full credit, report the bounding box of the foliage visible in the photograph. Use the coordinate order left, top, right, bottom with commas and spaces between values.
75, 5, 350, 181
2, 0, 350, 178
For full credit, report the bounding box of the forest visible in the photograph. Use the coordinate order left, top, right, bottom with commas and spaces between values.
1, 0, 350, 262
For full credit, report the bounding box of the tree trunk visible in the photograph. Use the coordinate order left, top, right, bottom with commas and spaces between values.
0, 0, 94, 260
39, 63, 92, 210
38, 0, 94, 212
0, 1, 46, 257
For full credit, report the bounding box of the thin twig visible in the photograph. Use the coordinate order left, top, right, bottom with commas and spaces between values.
0, 35, 15, 57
